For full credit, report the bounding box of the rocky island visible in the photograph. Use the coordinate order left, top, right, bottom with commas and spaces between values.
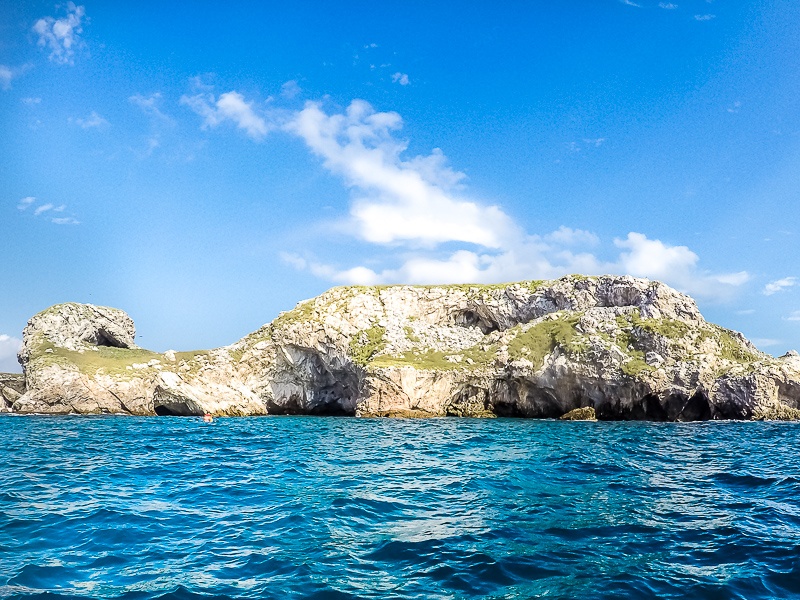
4, 275, 800, 421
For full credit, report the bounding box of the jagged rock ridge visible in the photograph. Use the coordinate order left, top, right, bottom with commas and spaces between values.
9, 275, 800, 420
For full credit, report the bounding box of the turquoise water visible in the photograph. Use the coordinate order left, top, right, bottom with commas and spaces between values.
2, 416, 800, 599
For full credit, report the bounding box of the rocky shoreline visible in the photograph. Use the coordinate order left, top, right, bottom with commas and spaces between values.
5, 275, 800, 421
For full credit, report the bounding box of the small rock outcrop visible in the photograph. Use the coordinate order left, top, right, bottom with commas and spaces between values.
0, 374, 25, 412
11, 276, 800, 420
560, 407, 597, 421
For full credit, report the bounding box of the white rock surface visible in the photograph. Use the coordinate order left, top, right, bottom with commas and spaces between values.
12, 276, 800, 420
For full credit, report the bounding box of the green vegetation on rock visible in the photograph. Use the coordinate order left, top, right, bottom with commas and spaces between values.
702, 325, 761, 364
349, 325, 387, 366
613, 311, 656, 378
403, 326, 420, 343
28, 336, 212, 379
507, 313, 585, 367
370, 343, 496, 371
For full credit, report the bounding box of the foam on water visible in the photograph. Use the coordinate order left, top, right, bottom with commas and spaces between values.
2, 416, 800, 599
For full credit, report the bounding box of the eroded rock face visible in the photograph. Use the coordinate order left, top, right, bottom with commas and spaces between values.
12, 276, 800, 420
0, 374, 25, 412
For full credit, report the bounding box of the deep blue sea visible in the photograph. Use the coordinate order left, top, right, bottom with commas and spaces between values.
2, 416, 800, 600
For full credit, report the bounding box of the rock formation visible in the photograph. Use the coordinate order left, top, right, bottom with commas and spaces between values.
0, 374, 25, 412
10, 275, 800, 420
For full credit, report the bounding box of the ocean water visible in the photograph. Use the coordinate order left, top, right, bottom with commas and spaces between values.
2, 416, 800, 600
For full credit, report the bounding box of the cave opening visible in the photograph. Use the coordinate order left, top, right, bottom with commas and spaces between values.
455, 310, 499, 334
95, 329, 126, 348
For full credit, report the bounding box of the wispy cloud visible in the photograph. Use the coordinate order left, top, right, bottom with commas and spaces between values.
281, 80, 301, 99
129, 92, 171, 121
17, 196, 35, 210
73, 111, 109, 129
620, 0, 641, 6
32, 2, 86, 65
751, 338, 781, 348
582, 137, 606, 147
391, 72, 410, 86
545, 226, 599, 247
659, 2, 678, 8
0, 334, 22, 373
567, 138, 606, 153
51, 217, 80, 225
764, 277, 798, 296
21, 96, 41, 105
0, 65, 13, 90
727, 101, 741, 113
181, 90, 271, 140
787, 311, 800, 322
17, 196, 78, 224
0, 64, 32, 90
34, 203, 54, 216
694, 14, 716, 21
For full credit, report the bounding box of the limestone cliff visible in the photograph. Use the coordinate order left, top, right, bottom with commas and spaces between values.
11, 275, 800, 420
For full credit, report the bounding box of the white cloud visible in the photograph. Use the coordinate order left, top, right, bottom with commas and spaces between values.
34, 203, 54, 216
18, 197, 78, 223
279, 101, 748, 299
545, 226, 599, 247
391, 72, 410, 86
620, 0, 641, 6
0, 64, 32, 90
181, 90, 270, 140
281, 80, 301, 99
727, 101, 741, 114
285, 229, 748, 301
0, 334, 22, 373
21, 97, 41, 105
0, 65, 12, 90
52, 217, 80, 225
659, 2, 678, 8
182, 93, 748, 300
751, 338, 781, 348
694, 14, 716, 21
764, 277, 798, 296
129, 92, 170, 121
787, 311, 800, 322
73, 111, 108, 129
582, 138, 606, 147
17, 196, 35, 210
285, 100, 518, 248
614, 232, 749, 299
33, 2, 86, 65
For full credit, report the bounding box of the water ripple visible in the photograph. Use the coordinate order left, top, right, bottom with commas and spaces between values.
2, 416, 800, 599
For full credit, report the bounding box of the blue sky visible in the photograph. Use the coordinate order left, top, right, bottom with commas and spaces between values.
2, 0, 800, 371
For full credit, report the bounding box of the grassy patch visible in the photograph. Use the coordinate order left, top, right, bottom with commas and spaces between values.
404, 326, 420, 343
30, 342, 162, 378
702, 325, 761, 364
27, 336, 215, 379
613, 311, 655, 378
349, 325, 387, 366
507, 313, 585, 367
371, 343, 496, 371
272, 298, 318, 330
615, 309, 690, 341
